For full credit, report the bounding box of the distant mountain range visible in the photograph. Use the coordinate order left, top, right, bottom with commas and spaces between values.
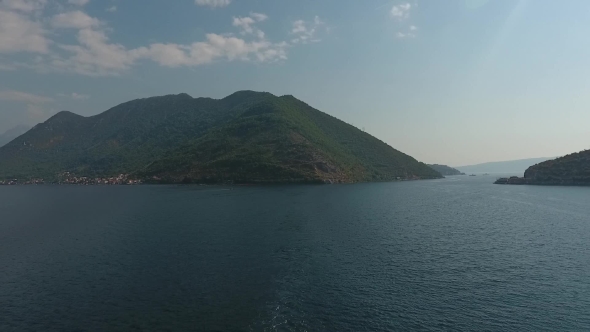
0, 91, 441, 184
0, 125, 30, 148
455, 157, 553, 175
427, 164, 465, 176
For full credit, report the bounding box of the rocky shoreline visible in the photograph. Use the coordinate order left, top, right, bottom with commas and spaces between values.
494, 176, 590, 186
494, 177, 528, 185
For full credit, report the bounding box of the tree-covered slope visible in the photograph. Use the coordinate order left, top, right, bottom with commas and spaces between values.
0, 92, 270, 179
524, 150, 590, 185
142, 95, 441, 183
0, 91, 441, 183
427, 164, 465, 176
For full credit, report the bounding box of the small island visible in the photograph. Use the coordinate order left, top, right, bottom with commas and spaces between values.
494, 176, 527, 185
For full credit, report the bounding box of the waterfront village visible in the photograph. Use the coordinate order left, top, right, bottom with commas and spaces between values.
0, 172, 142, 186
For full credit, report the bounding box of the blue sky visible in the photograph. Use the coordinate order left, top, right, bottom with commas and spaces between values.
1, 0, 589, 166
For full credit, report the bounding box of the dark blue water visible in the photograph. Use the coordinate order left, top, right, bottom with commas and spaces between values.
1, 176, 589, 331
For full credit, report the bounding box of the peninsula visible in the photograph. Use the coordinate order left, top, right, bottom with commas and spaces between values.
427, 164, 465, 176
494, 150, 590, 186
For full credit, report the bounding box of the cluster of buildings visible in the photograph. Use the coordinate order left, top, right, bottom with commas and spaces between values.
58, 172, 142, 185
0, 179, 45, 185
0, 173, 143, 185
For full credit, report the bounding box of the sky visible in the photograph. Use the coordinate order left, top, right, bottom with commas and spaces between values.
1, 0, 590, 166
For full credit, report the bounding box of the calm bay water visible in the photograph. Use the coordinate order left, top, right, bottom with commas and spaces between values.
1, 176, 589, 331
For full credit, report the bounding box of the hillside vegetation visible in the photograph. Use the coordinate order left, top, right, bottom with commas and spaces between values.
0, 91, 441, 183
427, 164, 465, 176
524, 150, 590, 185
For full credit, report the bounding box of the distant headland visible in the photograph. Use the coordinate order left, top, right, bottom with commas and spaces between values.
494, 150, 590, 186
427, 164, 465, 176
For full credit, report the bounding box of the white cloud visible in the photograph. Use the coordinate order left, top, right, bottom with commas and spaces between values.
233, 17, 256, 34
391, 3, 411, 20
0, 0, 47, 13
51, 11, 100, 29
0, 5, 318, 76
232, 13, 267, 38
0, 10, 49, 53
195, 0, 230, 8
56, 28, 138, 76
409, 25, 417, 31
52, 22, 287, 76
291, 16, 324, 44
68, 0, 89, 6
106, 5, 116, 12
135, 34, 287, 68
0, 89, 53, 103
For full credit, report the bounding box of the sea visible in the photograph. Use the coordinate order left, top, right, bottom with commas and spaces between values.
1, 175, 589, 331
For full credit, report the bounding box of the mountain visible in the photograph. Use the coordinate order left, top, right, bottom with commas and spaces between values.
522, 150, 590, 185
0, 125, 30, 147
456, 157, 553, 175
427, 164, 465, 176
0, 91, 441, 184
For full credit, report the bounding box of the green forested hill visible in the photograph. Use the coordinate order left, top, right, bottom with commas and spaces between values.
524, 150, 590, 185
0, 91, 441, 183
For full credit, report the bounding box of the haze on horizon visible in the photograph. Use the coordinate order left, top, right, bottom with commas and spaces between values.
1, 0, 589, 166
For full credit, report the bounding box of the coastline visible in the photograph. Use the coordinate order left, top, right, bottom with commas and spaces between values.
494, 176, 590, 186
0, 175, 443, 186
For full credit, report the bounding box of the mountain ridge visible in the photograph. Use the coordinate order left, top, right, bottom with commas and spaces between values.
0, 91, 441, 184
455, 157, 553, 175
